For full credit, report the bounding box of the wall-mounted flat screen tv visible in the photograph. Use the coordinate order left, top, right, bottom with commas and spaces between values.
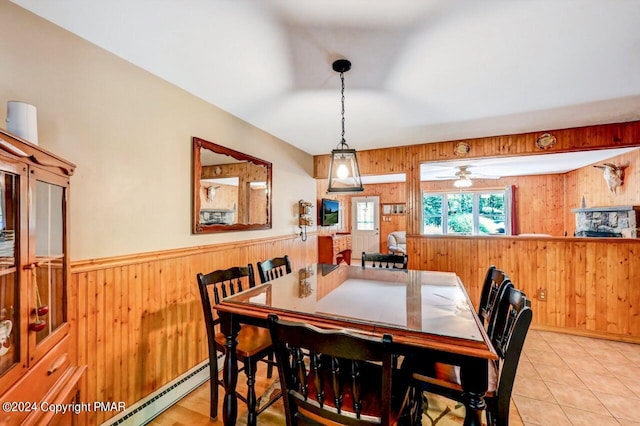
320, 198, 340, 226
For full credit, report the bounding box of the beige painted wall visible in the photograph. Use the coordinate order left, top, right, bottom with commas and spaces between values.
0, 1, 317, 260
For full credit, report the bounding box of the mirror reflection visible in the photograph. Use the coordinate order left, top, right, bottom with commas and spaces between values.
193, 137, 271, 233
0, 172, 17, 268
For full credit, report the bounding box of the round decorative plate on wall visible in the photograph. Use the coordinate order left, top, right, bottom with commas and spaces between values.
535, 133, 557, 150
454, 142, 471, 156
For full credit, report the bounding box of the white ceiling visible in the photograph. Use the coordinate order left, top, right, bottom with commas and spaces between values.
11, 0, 640, 158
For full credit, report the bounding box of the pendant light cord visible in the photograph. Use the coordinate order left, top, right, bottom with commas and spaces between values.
340, 71, 346, 147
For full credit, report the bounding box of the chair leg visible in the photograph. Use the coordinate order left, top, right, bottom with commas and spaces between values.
267, 351, 274, 379
246, 359, 258, 426
210, 364, 219, 420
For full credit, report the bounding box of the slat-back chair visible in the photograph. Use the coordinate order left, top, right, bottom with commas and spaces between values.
361, 252, 408, 270
267, 314, 416, 426
478, 265, 513, 338
197, 264, 278, 424
257, 255, 292, 284
411, 286, 532, 426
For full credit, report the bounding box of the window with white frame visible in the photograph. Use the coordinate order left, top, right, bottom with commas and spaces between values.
423, 189, 511, 235
355, 200, 375, 231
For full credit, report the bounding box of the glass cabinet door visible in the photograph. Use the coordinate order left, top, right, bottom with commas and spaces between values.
32, 179, 66, 345
0, 171, 19, 377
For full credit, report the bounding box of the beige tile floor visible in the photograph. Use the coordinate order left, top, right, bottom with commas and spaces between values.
513, 330, 640, 425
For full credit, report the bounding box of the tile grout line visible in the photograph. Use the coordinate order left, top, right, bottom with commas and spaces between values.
545, 332, 619, 422
541, 331, 639, 423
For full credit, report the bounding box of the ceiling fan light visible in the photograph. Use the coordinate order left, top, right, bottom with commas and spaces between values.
453, 176, 472, 188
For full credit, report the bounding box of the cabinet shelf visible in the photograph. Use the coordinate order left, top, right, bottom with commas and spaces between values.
382, 203, 405, 215
382, 203, 406, 222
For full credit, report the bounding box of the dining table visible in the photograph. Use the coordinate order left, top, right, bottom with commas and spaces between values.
215, 263, 498, 426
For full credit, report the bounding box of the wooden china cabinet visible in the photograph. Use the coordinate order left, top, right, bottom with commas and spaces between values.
0, 129, 84, 425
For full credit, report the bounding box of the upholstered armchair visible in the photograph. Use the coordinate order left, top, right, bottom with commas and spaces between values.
387, 231, 406, 255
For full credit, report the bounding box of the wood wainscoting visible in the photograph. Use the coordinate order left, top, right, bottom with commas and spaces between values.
69, 234, 317, 425
408, 235, 640, 342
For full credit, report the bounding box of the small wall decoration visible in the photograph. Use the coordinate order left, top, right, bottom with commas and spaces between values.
594, 163, 625, 194
298, 266, 314, 298
206, 185, 219, 201
454, 142, 471, 156
535, 133, 557, 150
298, 200, 313, 241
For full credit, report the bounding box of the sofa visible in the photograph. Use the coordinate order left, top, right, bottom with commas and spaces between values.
387, 231, 406, 255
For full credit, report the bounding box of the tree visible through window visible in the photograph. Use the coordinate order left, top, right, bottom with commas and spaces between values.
423, 190, 507, 235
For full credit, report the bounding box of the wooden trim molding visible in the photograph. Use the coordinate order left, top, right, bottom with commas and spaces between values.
71, 232, 317, 272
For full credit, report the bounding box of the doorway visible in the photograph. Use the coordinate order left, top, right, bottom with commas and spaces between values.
350, 196, 380, 260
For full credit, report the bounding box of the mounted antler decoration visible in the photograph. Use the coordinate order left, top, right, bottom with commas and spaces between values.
206, 185, 220, 201
594, 163, 625, 194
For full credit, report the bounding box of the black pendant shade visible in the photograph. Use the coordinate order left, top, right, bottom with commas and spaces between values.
327, 59, 364, 193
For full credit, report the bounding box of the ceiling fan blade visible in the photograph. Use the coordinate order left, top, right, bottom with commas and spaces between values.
468, 174, 501, 179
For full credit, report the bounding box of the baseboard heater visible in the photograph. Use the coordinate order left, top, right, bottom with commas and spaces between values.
101, 356, 219, 426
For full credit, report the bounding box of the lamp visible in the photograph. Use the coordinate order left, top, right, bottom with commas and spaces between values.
453, 175, 472, 188
327, 59, 364, 193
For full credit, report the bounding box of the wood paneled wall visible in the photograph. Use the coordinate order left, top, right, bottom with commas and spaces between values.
316, 179, 407, 251
408, 235, 640, 342
314, 121, 640, 179
564, 148, 640, 235
422, 174, 567, 236
69, 234, 317, 425
315, 120, 640, 235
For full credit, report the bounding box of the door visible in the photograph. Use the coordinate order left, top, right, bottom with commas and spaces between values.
351, 196, 380, 259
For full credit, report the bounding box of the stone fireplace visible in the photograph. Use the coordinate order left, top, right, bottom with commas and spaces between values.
572, 206, 640, 238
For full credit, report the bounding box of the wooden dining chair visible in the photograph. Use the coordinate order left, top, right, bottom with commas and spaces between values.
267, 314, 420, 426
257, 254, 292, 283
197, 264, 279, 424
410, 286, 532, 426
478, 265, 513, 338
361, 252, 408, 269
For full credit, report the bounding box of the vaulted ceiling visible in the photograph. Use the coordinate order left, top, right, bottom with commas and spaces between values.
12, 0, 640, 157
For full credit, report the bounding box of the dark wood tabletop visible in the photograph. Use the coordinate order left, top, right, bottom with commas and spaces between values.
216, 263, 497, 426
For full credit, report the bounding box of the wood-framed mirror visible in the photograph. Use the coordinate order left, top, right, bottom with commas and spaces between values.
192, 137, 272, 233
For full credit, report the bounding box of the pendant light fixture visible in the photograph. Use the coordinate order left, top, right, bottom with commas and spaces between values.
327, 59, 364, 193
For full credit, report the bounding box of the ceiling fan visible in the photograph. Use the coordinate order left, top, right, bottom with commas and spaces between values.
434, 166, 500, 187
435, 166, 500, 180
